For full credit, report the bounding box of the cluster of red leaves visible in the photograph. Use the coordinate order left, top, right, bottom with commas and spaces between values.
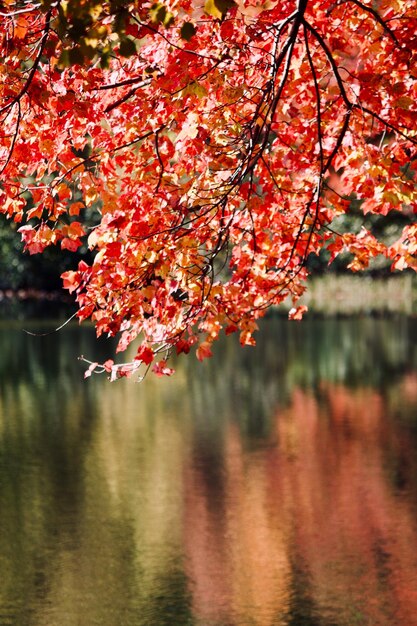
1, 0, 417, 378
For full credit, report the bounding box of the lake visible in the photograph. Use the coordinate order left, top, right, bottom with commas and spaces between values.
0, 316, 417, 625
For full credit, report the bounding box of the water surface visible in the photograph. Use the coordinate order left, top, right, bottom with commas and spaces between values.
0, 317, 417, 625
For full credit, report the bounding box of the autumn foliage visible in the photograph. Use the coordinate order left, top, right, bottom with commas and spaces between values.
1, 0, 417, 377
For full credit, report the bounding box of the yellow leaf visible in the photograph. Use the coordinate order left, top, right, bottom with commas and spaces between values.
181, 80, 208, 99
85, 188, 98, 206
395, 96, 413, 110
204, 0, 235, 19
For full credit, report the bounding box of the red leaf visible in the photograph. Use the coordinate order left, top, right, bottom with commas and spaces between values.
152, 360, 174, 376
2, 0, 416, 381
196, 342, 213, 361
289, 305, 308, 321
78, 260, 90, 272
135, 345, 154, 365
62, 270, 81, 293
176, 338, 191, 354
61, 237, 82, 251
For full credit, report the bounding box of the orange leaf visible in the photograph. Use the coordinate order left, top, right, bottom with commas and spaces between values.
289, 305, 308, 321
196, 342, 213, 361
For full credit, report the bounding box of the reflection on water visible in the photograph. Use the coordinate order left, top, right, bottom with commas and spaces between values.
0, 317, 417, 625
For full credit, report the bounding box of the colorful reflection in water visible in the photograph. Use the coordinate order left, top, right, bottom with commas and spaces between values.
0, 317, 416, 625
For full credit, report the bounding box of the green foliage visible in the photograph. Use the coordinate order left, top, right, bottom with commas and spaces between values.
119, 36, 137, 57
45, 0, 133, 66
149, 3, 174, 26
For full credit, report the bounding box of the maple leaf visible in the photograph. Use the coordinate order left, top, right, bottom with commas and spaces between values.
196, 342, 213, 362
62, 270, 82, 294
289, 305, 308, 321
135, 344, 154, 365
152, 361, 174, 376
1, 0, 417, 378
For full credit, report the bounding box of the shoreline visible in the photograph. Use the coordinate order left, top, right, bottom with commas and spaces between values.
0, 274, 416, 319
282, 273, 417, 317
